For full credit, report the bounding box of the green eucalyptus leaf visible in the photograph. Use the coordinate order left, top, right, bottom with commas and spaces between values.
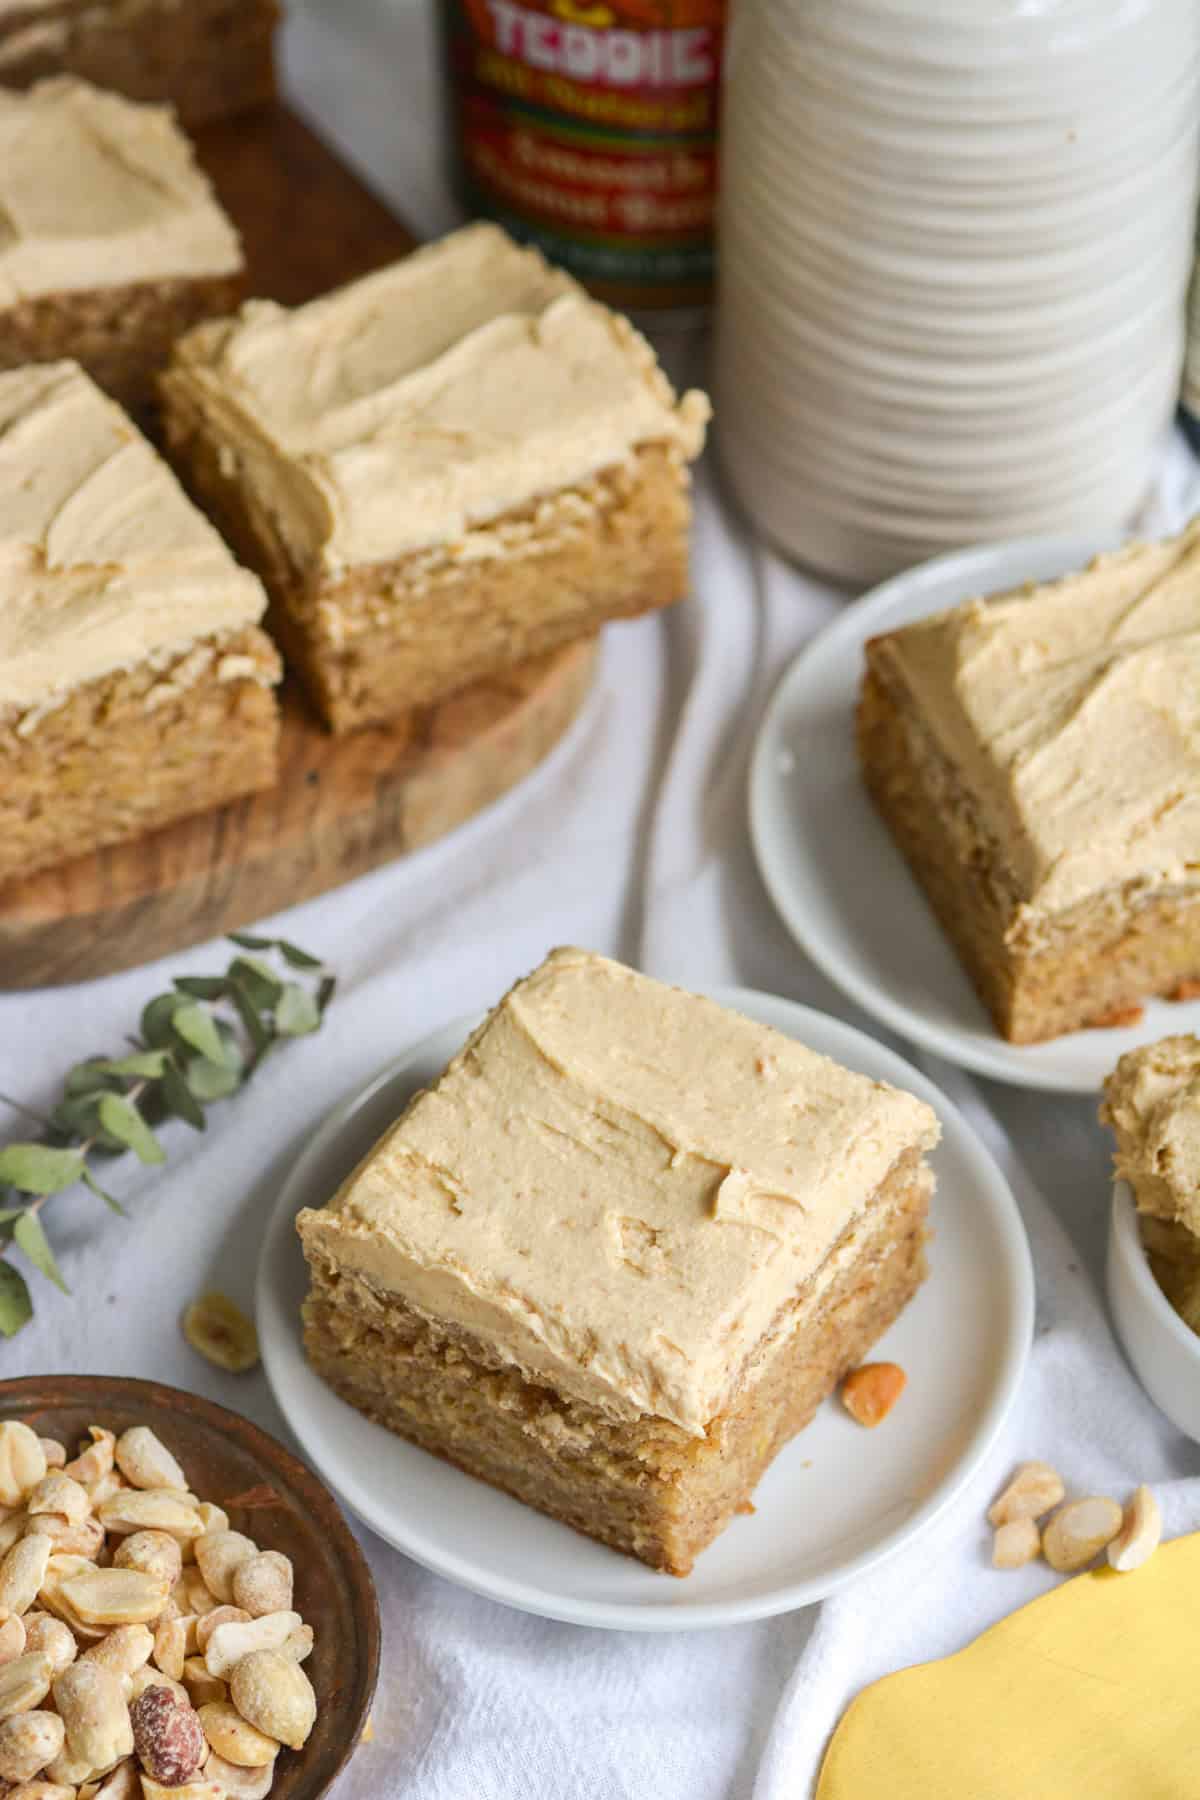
141, 993, 185, 1049
276, 941, 323, 971
13, 1210, 68, 1292
81, 1169, 125, 1215
317, 975, 337, 1015
275, 985, 320, 1037
172, 1003, 230, 1068
0, 1145, 85, 1196
228, 981, 270, 1056
0, 1264, 32, 1337
95, 1052, 170, 1080
185, 1058, 241, 1103
228, 931, 274, 951
228, 957, 283, 1010
64, 1060, 120, 1098
173, 976, 229, 1000
161, 1062, 205, 1131
96, 1094, 165, 1165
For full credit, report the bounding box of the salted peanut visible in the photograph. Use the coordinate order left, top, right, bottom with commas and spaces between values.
25, 1476, 90, 1530
130, 1684, 206, 1788
45, 1743, 97, 1786
1107, 1484, 1163, 1573
992, 1518, 1041, 1570
181, 1660, 226, 1710
127, 1668, 187, 1708
21, 1617, 73, 1677
36, 1445, 66, 1473
79, 1627, 154, 1681
193, 1506, 229, 1540
37, 1553, 96, 1626
231, 1552, 292, 1621
0, 1654, 52, 1720
0, 1613, 26, 1666
987, 1461, 1066, 1529
841, 1362, 907, 1428
182, 1294, 260, 1375
280, 1624, 314, 1665
181, 1571, 220, 1619
0, 1513, 29, 1558
58, 1570, 169, 1630
0, 1540, 52, 1621
0, 1709, 66, 1783
86, 1472, 124, 1510
0, 1428, 47, 1511
63, 1430, 115, 1490
152, 1618, 188, 1684
1042, 1497, 1123, 1573
197, 1702, 278, 1770
193, 1534, 256, 1606
114, 1533, 182, 1589
115, 1432, 187, 1496
203, 1612, 300, 1680
53, 1662, 133, 1774
25, 1514, 106, 1560
97, 1492, 203, 1544
204, 1748, 273, 1799
194, 1608, 250, 1656
88, 1758, 140, 1800
6, 1782, 76, 1800
140, 1778, 223, 1800
229, 1649, 315, 1751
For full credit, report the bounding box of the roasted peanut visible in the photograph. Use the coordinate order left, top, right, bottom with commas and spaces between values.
194, 1608, 250, 1656
193, 1533, 257, 1605
0, 1654, 53, 1721
197, 1701, 278, 1770
25, 1514, 105, 1559
0, 1614, 26, 1666
203, 1612, 300, 1680
0, 1709, 65, 1783
63, 1430, 115, 1490
58, 1569, 168, 1629
181, 1569, 220, 1618
0, 1513, 28, 1558
130, 1684, 206, 1787
36, 1445, 65, 1473
97, 1492, 202, 1543
127, 1668, 187, 1708
79, 1626, 154, 1680
140, 1777, 223, 1800
114, 1532, 182, 1589
6, 1782, 75, 1800
88, 1759, 140, 1800
279, 1624, 314, 1665
152, 1617, 188, 1684
181, 1660, 226, 1710
1108, 1484, 1162, 1573
987, 1461, 1066, 1529
25, 1476, 90, 1530
114, 1431, 187, 1495
204, 1749, 274, 1799
229, 1649, 315, 1751
0, 1538, 51, 1618
0, 1428, 46, 1511
21, 1617, 73, 1677
232, 1553, 292, 1620
1042, 1497, 1123, 1573
53, 1662, 133, 1774
992, 1518, 1041, 1570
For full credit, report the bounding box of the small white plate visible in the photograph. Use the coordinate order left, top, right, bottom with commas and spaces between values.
257, 988, 1033, 1631
748, 535, 1200, 1094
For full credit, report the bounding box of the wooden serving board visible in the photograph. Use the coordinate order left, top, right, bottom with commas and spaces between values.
0, 106, 600, 990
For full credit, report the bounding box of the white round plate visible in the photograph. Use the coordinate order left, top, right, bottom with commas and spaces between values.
258, 988, 1032, 1630
748, 534, 1200, 1093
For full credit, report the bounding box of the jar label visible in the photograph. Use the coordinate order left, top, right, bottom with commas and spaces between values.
441, 0, 725, 304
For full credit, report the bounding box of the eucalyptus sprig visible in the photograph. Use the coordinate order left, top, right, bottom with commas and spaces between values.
0, 933, 335, 1338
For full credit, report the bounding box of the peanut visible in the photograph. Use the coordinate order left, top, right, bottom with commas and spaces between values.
1041, 1497, 1123, 1573
193, 1533, 257, 1605
97, 1492, 203, 1543
7, 1782, 75, 1800
840, 1362, 907, 1428
181, 1570, 220, 1618
0, 1710, 65, 1783
204, 1749, 274, 1799
203, 1612, 300, 1680
21, 1617, 73, 1677
229, 1649, 315, 1751
140, 1778, 223, 1800
1107, 1484, 1162, 1573
182, 1659, 227, 1710
232, 1553, 292, 1620
280, 1623, 314, 1665
0, 1513, 28, 1558
197, 1701, 278, 1769
114, 1431, 187, 1496
79, 1627, 154, 1681
0, 1654, 52, 1721
987, 1461, 1066, 1529
63, 1430, 115, 1490
130, 1684, 206, 1787
0, 1614, 25, 1667
127, 1668, 187, 1708
53, 1662, 133, 1774
152, 1616, 188, 1684
25, 1476, 90, 1530
195, 1608, 250, 1656
0, 1429, 46, 1511
193, 1506, 229, 1540
113, 1532, 182, 1589
36, 1445, 65, 1473
0, 1538, 51, 1618
88, 1760, 140, 1800
58, 1569, 169, 1629
991, 1518, 1041, 1570
24, 1514, 105, 1559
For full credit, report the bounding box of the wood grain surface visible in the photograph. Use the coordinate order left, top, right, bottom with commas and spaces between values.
0, 106, 600, 990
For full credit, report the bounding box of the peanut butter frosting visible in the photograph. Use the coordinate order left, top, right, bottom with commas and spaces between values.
1102, 1035, 1200, 1237
162, 222, 711, 577
297, 948, 939, 1435
874, 519, 1200, 921
0, 361, 271, 715
0, 77, 242, 307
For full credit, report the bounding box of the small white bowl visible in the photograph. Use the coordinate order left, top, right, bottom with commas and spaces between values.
1107, 1180, 1200, 1443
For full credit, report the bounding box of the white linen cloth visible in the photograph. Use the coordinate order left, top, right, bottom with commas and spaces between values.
5, 4, 1200, 1793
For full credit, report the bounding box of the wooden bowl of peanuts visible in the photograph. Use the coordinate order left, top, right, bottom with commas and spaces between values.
0, 1375, 380, 1800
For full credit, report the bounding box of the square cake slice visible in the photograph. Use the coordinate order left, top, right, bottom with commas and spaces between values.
0, 78, 244, 413
0, 361, 281, 885
160, 223, 711, 734
858, 520, 1200, 1044
297, 948, 939, 1575
0, 0, 278, 124
1101, 1035, 1200, 1331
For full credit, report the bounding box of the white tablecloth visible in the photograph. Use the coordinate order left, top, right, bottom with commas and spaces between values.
6, 4, 1200, 1794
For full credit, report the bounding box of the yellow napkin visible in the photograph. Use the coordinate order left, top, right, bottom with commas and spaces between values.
818, 1532, 1200, 1799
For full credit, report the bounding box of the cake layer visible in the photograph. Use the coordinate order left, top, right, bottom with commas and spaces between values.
302, 1152, 931, 1575
161, 222, 709, 578
0, 624, 280, 883
0, 77, 242, 306
0, 362, 270, 719
859, 666, 1200, 1042
297, 948, 940, 1434
866, 520, 1200, 925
